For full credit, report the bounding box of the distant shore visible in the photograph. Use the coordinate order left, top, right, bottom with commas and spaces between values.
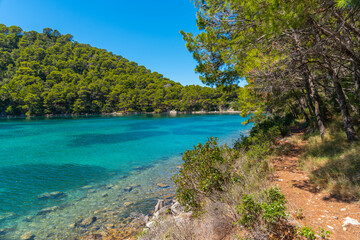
0, 109, 242, 119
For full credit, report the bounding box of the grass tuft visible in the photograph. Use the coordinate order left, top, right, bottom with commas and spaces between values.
300, 121, 360, 200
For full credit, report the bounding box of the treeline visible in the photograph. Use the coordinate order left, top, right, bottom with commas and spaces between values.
182, 0, 360, 141
0, 24, 237, 116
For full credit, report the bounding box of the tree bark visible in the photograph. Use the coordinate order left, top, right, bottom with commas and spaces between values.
302, 88, 315, 116
353, 61, 360, 102
305, 72, 326, 140
329, 69, 358, 141
293, 91, 310, 123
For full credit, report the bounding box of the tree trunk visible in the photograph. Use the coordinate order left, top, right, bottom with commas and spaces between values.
353, 61, 360, 105
305, 72, 326, 140
293, 91, 310, 123
329, 69, 358, 141
302, 89, 315, 116
292, 31, 325, 139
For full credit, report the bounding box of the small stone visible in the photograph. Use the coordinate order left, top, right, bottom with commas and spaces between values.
343, 227, 347, 231
81, 185, 94, 190
105, 184, 113, 189
156, 183, 169, 188
101, 193, 108, 198
79, 216, 97, 227
327, 225, 334, 230
23, 216, 33, 222
124, 186, 133, 192
20, 232, 35, 240
146, 220, 155, 228
106, 223, 115, 229
278, 179, 283, 182
38, 191, 67, 200
176, 165, 183, 169
69, 222, 76, 228
123, 202, 133, 207
340, 208, 346, 211
342, 217, 360, 227
333, 216, 338, 220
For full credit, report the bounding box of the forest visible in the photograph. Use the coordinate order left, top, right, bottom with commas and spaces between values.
0, 24, 238, 116
182, 0, 360, 142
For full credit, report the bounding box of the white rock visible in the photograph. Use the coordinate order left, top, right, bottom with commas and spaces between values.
170, 201, 184, 216
146, 220, 155, 228
342, 217, 360, 227
278, 179, 283, 182
154, 199, 164, 212
327, 225, 334, 230
340, 208, 346, 211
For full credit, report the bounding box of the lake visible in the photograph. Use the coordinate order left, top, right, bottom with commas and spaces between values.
0, 113, 252, 239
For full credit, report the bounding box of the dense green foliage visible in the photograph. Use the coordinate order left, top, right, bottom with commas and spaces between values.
183, 0, 360, 142
173, 137, 238, 210
235, 188, 290, 238
0, 24, 238, 116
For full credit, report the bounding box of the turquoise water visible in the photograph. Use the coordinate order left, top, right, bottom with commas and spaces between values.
0, 114, 252, 239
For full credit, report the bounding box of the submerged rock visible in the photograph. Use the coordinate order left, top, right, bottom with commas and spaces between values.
78, 216, 97, 227
20, 232, 35, 240
156, 183, 169, 188
0, 212, 16, 221
38, 191, 67, 200
124, 186, 133, 192
0, 228, 11, 235
123, 202, 134, 207
37, 206, 60, 215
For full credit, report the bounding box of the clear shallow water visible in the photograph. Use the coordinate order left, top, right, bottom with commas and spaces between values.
0, 114, 252, 239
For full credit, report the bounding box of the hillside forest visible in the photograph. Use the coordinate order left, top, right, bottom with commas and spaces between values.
0, 24, 239, 116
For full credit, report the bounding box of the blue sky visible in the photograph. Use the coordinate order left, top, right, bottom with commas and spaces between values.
0, 0, 203, 86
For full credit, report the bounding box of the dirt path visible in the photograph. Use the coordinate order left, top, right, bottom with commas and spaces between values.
271, 134, 360, 240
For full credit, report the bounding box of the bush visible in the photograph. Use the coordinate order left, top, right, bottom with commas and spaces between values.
235, 188, 295, 239
173, 137, 238, 211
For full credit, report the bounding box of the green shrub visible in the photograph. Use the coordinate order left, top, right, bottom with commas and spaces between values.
235, 188, 294, 239
173, 137, 238, 211
235, 188, 287, 228
296, 226, 316, 240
